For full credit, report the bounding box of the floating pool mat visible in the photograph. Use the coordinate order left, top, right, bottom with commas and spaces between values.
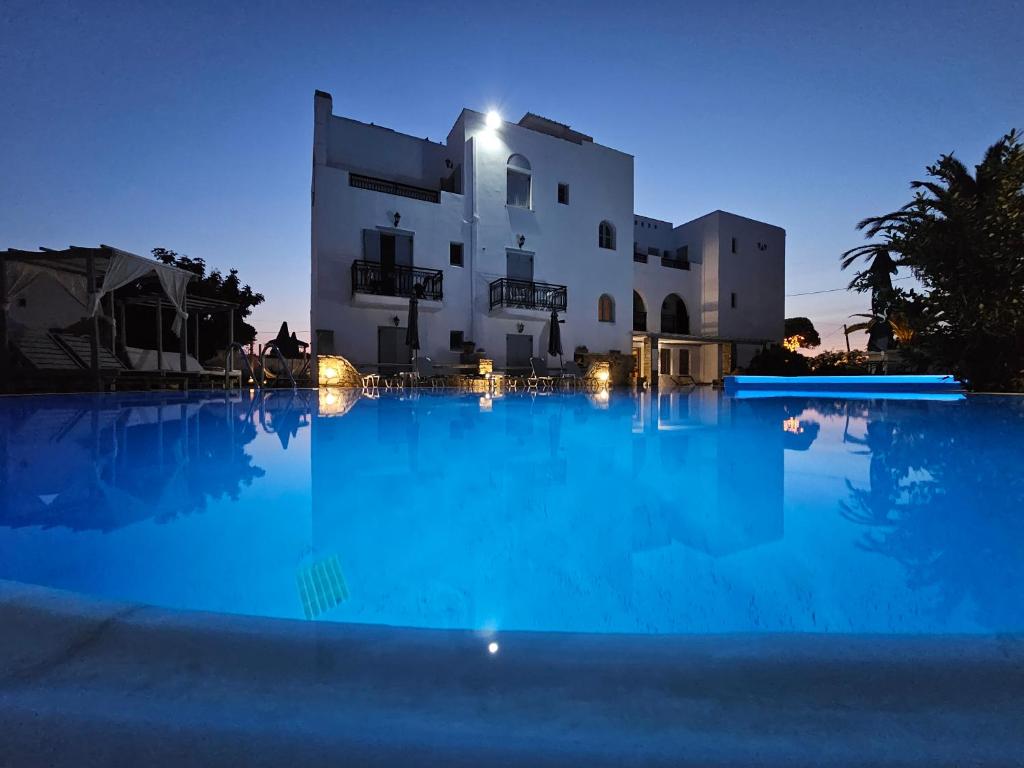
725, 374, 963, 394
297, 554, 349, 619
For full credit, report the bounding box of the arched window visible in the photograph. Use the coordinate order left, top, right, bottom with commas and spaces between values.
598, 294, 615, 323
598, 220, 616, 250
633, 291, 646, 331
660, 293, 690, 334
506, 154, 531, 208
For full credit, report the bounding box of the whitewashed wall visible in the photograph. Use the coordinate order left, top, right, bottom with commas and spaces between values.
311, 91, 785, 380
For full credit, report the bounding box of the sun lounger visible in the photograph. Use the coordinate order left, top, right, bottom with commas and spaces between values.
529, 357, 556, 390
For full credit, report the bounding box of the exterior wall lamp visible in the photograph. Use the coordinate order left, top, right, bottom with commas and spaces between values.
393, 211, 401, 227
517, 234, 526, 248
516, 322, 525, 333
392, 316, 400, 327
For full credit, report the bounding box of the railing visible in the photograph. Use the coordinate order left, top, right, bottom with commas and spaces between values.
661, 256, 691, 270
351, 260, 444, 301
348, 173, 440, 204
489, 278, 567, 312
661, 316, 690, 334
260, 342, 298, 390
633, 310, 647, 332
633, 251, 647, 263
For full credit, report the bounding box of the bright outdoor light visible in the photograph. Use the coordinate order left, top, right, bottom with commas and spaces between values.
597, 369, 610, 383
487, 641, 499, 654
485, 110, 502, 129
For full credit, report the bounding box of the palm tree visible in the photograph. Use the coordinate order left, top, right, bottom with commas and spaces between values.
840, 130, 1024, 389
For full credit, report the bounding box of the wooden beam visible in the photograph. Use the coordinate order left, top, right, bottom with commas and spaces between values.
226, 308, 235, 389
179, 299, 187, 374
118, 301, 127, 353
86, 249, 100, 391
157, 298, 164, 374
0, 260, 9, 392
108, 291, 116, 354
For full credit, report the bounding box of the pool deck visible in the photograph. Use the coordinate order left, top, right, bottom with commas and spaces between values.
1, 580, 1022, 767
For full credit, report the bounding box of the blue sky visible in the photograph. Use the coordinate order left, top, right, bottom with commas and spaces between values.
2, 0, 1021, 348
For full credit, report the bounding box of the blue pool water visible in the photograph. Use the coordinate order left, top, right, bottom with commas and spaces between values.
0, 388, 1021, 635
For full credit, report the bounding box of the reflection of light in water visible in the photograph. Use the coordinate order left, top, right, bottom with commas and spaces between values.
318, 387, 361, 418
783, 417, 804, 434
479, 395, 493, 412
488, 641, 499, 654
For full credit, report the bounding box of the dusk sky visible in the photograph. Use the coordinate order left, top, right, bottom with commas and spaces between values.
2, 0, 1022, 349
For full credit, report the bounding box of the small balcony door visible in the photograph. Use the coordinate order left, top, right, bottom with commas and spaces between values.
364, 230, 413, 296
506, 251, 534, 282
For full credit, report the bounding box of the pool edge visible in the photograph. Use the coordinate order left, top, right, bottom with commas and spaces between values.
2, 579, 1022, 766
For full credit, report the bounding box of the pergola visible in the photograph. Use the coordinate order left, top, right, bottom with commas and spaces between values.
1, 245, 240, 390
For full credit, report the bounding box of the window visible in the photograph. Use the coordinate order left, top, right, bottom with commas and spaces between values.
647, 246, 659, 257
506, 154, 532, 207
730, 292, 737, 308
557, 183, 569, 205
598, 220, 616, 250
598, 294, 615, 323
450, 242, 464, 267
731, 237, 737, 253
676, 245, 689, 261
678, 349, 690, 375
450, 330, 464, 351
659, 348, 672, 374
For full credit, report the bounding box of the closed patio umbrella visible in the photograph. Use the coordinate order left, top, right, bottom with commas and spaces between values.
548, 309, 563, 367
406, 295, 420, 361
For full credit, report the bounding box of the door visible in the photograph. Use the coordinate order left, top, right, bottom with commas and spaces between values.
506, 251, 534, 281
378, 326, 410, 376
506, 334, 533, 373
678, 348, 690, 376
380, 234, 397, 294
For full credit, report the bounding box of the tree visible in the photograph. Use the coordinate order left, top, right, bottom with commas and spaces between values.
842, 130, 1024, 390
745, 344, 810, 375
122, 248, 265, 361
783, 317, 821, 350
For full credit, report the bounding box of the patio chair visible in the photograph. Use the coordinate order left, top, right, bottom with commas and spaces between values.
528, 357, 556, 390
414, 356, 444, 388
558, 360, 584, 389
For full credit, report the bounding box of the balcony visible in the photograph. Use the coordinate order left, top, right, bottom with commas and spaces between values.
633, 251, 647, 263
349, 172, 440, 204
661, 256, 691, 270
633, 310, 647, 332
489, 278, 567, 312
351, 260, 443, 301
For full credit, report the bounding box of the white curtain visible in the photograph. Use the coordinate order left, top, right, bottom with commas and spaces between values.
89, 252, 191, 336
4, 263, 90, 307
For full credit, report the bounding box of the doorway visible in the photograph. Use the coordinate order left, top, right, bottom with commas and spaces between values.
378, 326, 410, 376
506, 251, 534, 281
506, 334, 533, 373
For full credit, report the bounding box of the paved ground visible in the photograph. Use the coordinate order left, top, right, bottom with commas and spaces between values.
1, 580, 1022, 767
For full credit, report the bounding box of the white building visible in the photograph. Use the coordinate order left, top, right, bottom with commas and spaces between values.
310, 90, 784, 385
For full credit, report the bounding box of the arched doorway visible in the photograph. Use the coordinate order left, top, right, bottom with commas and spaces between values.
633, 291, 646, 331
660, 294, 689, 334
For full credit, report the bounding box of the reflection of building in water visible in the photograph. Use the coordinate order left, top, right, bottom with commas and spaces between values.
0, 392, 273, 532
631, 389, 785, 557
307, 390, 789, 631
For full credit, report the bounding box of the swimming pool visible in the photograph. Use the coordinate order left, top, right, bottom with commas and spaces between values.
1, 388, 1021, 635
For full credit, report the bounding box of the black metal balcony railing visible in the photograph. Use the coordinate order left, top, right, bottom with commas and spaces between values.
351, 260, 443, 301
349, 172, 440, 204
661, 256, 691, 270
489, 278, 567, 312
633, 310, 647, 332
633, 251, 647, 263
